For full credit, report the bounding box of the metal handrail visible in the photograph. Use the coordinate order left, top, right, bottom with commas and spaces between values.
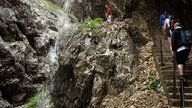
180, 78, 185, 108
173, 57, 176, 99
160, 35, 164, 66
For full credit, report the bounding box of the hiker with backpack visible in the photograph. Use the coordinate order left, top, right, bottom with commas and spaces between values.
160, 11, 169, 32
105, 5, 112, 22
171, 22, 191, 82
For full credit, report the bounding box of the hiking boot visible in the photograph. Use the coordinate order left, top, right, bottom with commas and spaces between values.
180, 76, 188, 86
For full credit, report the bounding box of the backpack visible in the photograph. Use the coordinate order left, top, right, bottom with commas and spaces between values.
180, 30, 192, 46
162, 14, 168, 24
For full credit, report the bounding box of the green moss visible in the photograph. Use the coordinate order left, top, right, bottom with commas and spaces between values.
41, 0, 63, 10
26, 91, 42, 108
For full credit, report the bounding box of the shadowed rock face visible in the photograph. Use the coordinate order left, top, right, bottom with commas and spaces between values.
50, 18, 149, 107
50, 0, 192, 28
0, 0, 45, 106
1, 0, 192, 107
49, 0, 139, 20
0, 0, 152, 107
159, 0, 192, 29
0, 0, 77, 107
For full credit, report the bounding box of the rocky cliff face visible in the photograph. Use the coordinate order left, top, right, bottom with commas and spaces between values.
49, 0, 140, 21
0, 0, 77, 107
0, 0, 152, 107
1, 0, 192, 108
50, 0, 192, 28
51, 19, 149, 108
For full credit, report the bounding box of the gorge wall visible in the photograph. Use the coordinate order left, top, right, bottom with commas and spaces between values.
1, 0, 192, 108
0, 0, 77, 107
50, 0, 192, 29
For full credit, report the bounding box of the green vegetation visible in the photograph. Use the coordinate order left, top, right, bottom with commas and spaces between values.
148, 74, 160, 90
80, 17, 104, 31
26, 91, 42, 108
41, 0, 63, 10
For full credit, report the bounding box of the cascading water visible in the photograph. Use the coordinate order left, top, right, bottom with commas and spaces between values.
36, 1, 78, 107
47, 37, 58, 66
63, 0, 74, 12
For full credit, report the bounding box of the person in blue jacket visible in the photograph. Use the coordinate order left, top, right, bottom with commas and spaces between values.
160, 11, 169, 31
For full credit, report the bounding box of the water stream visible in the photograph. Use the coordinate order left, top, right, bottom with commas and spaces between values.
36, 3, 77, 107
63, 0, 74, 12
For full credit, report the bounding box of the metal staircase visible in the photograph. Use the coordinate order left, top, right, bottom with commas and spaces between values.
152, 32, 192, 108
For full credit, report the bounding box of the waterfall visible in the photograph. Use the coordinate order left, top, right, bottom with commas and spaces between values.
63, 0, 83, 12
47, 36, 59, 65
63, 0, 74, 12
47, 17, 71, 66
36, 2, 78, 107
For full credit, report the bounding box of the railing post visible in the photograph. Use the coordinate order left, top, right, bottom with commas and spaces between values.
180, 78, 184, 108
173, 57, 176, 99
160, 35, 164, 66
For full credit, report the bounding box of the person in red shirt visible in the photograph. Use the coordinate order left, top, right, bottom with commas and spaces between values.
105, 5, 112, 22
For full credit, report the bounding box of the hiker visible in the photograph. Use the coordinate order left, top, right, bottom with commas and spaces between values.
105, 5, 112, 22
164, 15, 172, 55
164, 15, 177, 56
172, 22, 191, 81
160, 11, 169, 32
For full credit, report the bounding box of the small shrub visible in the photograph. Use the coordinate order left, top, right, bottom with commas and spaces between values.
148, 74, 160, 90
81, 17, 104, 31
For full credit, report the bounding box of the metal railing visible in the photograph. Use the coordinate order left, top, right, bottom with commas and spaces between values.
173, 57, 185, 108
180, 78, 185, 108
156, 9, 185, 107
173, 57, 176, 98
160, 35, 164, 66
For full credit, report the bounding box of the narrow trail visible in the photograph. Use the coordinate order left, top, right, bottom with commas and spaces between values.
152, 28, 192, 107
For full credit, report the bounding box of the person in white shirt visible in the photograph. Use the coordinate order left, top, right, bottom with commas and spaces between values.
164, 16, 172, 55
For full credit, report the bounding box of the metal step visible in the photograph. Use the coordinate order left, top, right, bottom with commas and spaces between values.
168, 93, 192, 99
163, 80, 192, 86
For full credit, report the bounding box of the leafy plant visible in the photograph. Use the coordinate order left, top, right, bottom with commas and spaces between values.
26, 91, 42, 108
148, 74, 160, 90
81, 17, 104, 31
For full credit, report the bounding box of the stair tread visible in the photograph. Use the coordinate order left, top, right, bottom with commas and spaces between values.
169, 93, 192, 95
